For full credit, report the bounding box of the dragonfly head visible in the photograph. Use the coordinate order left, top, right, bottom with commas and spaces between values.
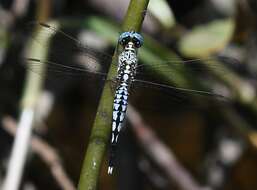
118, 31, 143, 48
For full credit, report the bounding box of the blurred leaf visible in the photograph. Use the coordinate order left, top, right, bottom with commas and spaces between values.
249, 131, 257, 149
178, 19, 235, 57
84, 16, 120, 43
0, 27, 8, 48
148, 0, 175, 28
0, 27, 8, 64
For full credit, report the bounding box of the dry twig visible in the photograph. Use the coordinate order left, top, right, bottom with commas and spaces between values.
2, 116, 76, 190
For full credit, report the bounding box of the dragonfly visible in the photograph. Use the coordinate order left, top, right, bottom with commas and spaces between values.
23, 22, 233, 174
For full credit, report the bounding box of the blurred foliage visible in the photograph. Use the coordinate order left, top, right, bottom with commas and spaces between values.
0, 28, 8, 49
179, 19, 235, 57
148, 0, 175, 28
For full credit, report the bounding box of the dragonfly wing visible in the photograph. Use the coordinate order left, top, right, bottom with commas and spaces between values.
133, 79, 228, 99
130, 78, 230, 112
24, 21, 114, 69
25, 58, 108, 78
132, 55, 238, 107
136, 55, 243, 80
22, 21, 118, 83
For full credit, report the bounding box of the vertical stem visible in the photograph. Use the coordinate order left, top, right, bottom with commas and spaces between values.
77, 0, 149, 190
2, 2, 51, 189
122, 0, 149, 32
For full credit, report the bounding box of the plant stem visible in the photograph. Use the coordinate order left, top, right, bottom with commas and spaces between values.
77, 0, 149, 189
2, 2, 52, 189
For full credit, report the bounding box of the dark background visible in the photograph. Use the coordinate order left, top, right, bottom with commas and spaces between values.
0, 0, 257, 190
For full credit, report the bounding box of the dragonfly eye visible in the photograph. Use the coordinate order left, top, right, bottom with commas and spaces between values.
132, 33, 143, 48
132, 38, 142, 48
119, 32, 131, 46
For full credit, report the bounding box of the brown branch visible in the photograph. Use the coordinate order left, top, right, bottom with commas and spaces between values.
2, 116, 76, 190
127, 105, 209, 190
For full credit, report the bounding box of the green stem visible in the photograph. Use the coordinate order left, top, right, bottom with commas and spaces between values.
77, 0, 149, 189
122, 0, 149, 32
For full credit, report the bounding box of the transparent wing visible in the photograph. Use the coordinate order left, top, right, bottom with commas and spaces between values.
134, 79, 227, 99
20, 21, 119, 96
130, 57, 234, 102
129, 77, 230, 112
25, 58, 108, 78
135, 55, 243, 79
22, 21, 114, 80
24, 21, 113, 65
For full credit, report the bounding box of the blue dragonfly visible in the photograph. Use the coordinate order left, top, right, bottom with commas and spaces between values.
23, 22, 235, 174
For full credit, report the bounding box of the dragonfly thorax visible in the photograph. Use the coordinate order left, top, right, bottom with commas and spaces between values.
117, 46, 138, 85
124, 42, 137, 52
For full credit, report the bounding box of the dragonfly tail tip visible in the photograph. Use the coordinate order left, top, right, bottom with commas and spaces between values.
108, 166, 113, 174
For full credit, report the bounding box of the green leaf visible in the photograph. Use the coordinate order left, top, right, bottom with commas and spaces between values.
178, 19, 235, 57
148, 0, 175, 28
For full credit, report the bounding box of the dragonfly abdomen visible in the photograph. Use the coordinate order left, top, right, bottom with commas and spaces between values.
108, 84, 128, 174
112, 85, 129, 143
108, 66, 134, 174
